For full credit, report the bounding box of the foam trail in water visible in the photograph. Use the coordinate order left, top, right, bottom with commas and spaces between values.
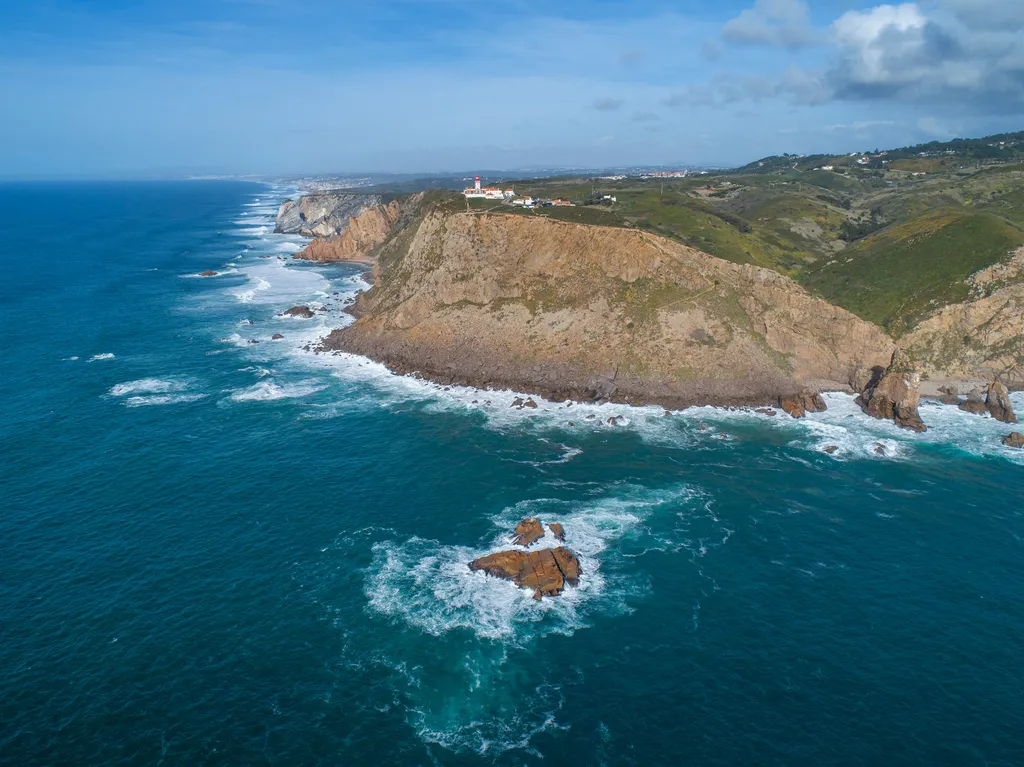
229, 379, 326, 402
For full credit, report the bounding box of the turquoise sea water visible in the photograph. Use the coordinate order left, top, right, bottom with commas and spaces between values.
2, 181, 1024, 766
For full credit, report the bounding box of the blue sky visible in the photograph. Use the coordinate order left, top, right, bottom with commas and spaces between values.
2, 0, 1023, 177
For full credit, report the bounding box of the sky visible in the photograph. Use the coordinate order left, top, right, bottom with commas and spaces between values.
1, 0, 1023, 178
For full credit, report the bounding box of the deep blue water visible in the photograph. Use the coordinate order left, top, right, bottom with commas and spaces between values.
2, 181, 1024, 766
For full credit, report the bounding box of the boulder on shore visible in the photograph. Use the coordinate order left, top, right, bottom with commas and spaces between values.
778, 390, 827, 419
1002, 432, 1024, 448
281, 306, 315, 319
469, 518, 582, 600
856, 349, 926, 432
986, 382, 1017, 424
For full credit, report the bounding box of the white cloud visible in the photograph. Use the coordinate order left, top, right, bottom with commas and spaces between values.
721, 0, 816, 48
826, 1, 1024, 103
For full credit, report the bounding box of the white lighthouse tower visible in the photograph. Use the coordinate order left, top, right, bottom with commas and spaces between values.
475, 175, 481, 192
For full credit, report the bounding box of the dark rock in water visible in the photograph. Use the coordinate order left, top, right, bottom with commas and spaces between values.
512, 517, 545, 547
281, 306, 315, 319
1002, 432, 1024, 448
779, 391, 828, 419
959, 390, 988, 415
874, 443, 887, 456
469, 546, 581, 600
199, 270, 218, 277
248, 339, 260, 344
856, 349, 926, 432
511, 397, 524, 408
271, 333, 284, 340
986, 382, 1017, 424
548, 523, 565, 541
755, 408, 777, 416
524, 398, 538, 409
607, 415, 625, 425
824, 445, 839, 454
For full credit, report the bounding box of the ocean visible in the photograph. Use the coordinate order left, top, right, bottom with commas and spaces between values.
2, 180, 1023, 766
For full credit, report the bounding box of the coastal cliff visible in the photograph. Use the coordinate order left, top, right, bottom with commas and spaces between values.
284, 192, 431, 265
323, 206, 895, 408
904, 248, 1024, 388
275, 193, 383, 239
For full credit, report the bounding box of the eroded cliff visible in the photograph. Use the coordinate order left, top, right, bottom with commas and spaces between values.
324, 208, 895, 407
903, 248, 1024, 387
275, 193, 383, 239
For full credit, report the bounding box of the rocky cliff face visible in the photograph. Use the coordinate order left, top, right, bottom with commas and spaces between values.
856, 349, 926, 431
324, 209, 895, 408
275, 193, 384, 238
293, 200, 401, 264
904, 248, 1024, 387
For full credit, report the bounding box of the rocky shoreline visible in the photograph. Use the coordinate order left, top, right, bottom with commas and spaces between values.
277, 191, 1020, 438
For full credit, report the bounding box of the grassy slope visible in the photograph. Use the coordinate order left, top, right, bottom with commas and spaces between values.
801, 209, 1024, 334
371, 160, 1024, 335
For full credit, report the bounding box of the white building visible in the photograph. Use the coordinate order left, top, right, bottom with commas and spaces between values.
463, 175, 488, 199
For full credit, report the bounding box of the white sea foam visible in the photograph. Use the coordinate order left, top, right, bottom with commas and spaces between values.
236, 225, 272, 236
364, 484, 699, 644
88, 353, 115, 362
123, 393, 207, 407
275, 241, 304, 253
109, 378, 188, 397
229, 379, 326, 402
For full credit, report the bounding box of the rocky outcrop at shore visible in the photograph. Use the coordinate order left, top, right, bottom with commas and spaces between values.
986, 382, 1017, 423
1002, 432, 1024, 448
856, 349, 927, 431
468, 518, 581, 600
323, 206, 895, 409
959, 390, 989, 415
778, 391, 827, 418
275, 193, 384, 239
281, 306, 315, 319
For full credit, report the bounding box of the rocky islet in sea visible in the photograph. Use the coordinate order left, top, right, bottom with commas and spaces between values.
469, 518, 581, 600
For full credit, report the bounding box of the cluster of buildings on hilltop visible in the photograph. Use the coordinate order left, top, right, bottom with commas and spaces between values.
463, 176, 574, 208
462, 176, 514, 200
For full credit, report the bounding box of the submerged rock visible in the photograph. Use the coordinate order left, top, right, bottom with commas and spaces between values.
281, 306, 315, 319
856, 349, 926, 432
469, 546, 581, 600
778, 391, 827, 419
271, 333, 284, 340
1002, 432, 1024, 448
986, 382, 1017, 424
199, 270, 218, 277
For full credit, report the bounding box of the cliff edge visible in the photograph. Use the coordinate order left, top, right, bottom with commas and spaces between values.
323, 207, 895, 408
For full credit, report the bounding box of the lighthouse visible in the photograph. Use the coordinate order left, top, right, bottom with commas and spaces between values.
475, 176, 481, 192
